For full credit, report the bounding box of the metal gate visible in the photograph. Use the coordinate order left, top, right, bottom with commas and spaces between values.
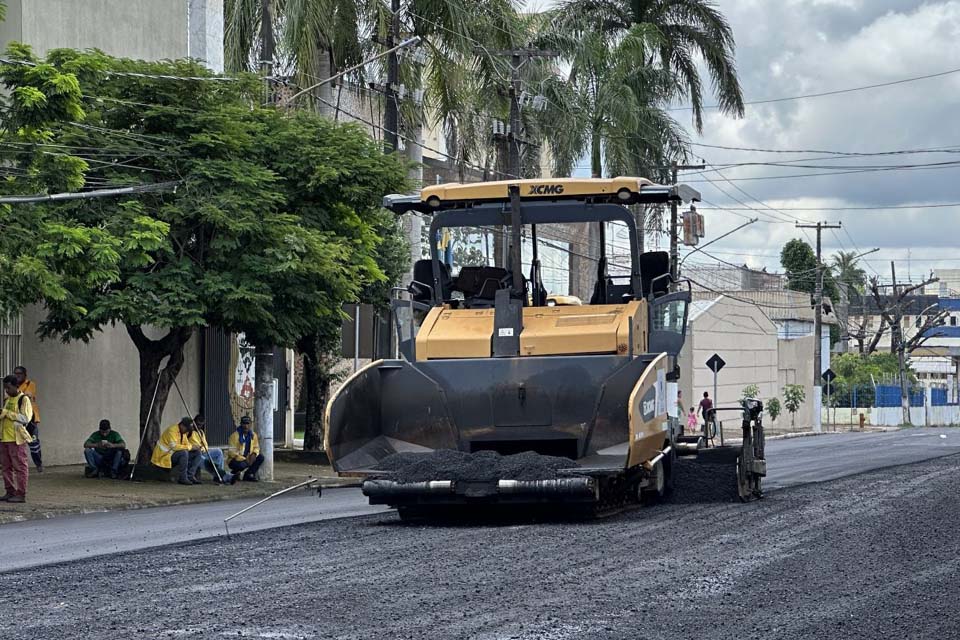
0, 315, 22, 377
202, 328, 288, 447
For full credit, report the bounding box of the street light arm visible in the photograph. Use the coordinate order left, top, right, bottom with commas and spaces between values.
283, 36, 422, 104
678, 218, 758, 272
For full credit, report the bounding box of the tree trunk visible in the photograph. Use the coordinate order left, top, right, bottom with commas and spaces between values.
301, 355, 327, 452
254, 340, 275, 480
300, 331, 341, 452
127, 326, 193, 465
591, 128, 602, 178
316, 48, 333, 117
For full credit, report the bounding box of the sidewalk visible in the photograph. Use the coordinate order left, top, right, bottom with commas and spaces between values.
0, 459, 355, 525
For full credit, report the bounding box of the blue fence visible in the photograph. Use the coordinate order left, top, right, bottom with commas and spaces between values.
871, 385, 950, 407
826, 384, 954, 408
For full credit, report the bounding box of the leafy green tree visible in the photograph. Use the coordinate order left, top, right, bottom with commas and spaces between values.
1, 47, 407, 467
780, 239, 818, 295
783, 384, 805, 428
780, 238, 840, 310
0, 43, 168, 326
830, 352, 915, 407
741, 384, 760, 399
259, 111, 409, 451
766, 397, 781, 422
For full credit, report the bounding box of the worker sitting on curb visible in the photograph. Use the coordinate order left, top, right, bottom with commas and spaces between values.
226, 416, 264, 482
151, 417, 203, 485
83, 419, 127, 479
192, 414, 237, 485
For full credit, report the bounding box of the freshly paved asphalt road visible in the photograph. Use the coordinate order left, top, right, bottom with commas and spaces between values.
763, 427, 960, 488
0, 427, 958, 573
4, 433, 960, 639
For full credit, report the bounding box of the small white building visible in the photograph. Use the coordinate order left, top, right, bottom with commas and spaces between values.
679, 290, 835, 431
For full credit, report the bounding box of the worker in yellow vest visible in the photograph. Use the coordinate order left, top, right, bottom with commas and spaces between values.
13, 366, 41, 472
0, 374, 33, 502
226, 416, 264, 482
150, 417, 204, 485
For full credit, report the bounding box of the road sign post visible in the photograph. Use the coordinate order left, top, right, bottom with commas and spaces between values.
705, 354, 726, 445
822, 368, 836, 432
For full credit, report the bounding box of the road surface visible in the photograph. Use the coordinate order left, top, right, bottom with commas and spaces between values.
0, 427, 958, 574
0, 485, 387, 573
2, 434, 959, 639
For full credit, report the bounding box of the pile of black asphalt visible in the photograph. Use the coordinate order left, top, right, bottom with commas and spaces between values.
667, 458, 741, 503
5, 454, 960, 639
375, 449, 576, 483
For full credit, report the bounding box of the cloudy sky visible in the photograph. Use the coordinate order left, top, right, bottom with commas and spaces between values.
554, 0, 960, 284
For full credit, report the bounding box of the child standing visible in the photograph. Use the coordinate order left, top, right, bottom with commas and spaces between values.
686, 406, 699, 434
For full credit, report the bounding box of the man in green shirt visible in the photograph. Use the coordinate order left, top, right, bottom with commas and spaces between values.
83, 419, 126, 479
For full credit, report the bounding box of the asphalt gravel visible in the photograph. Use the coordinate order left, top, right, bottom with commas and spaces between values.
376, 449, 576, 483
666, 459, 740, 503
2, 452, 959, 639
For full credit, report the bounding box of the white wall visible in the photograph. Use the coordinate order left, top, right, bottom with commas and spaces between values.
680, 297, 780, 429
777, 335, 815, 429
20, 306, 202, 466
10, 0, 189, 59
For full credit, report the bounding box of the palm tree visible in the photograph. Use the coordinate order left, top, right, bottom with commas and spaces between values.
225, 0, 364, 114
224, 0, 522, 170
551, 0, 745, 133
535, 17, 688, 179
832, 250, 867, 294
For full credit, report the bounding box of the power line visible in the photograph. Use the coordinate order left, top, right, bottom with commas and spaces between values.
705, 159, 960, 171
0, 181, 179, 204
315, 96, 519, 179
670, 65, 960, 111
0, 56, 240, 82
683, 161, 960, 183
688, 141, 960, 156
699, 202, 960, 212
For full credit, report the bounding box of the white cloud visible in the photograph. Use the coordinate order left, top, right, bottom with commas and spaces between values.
677, 1, 960, 279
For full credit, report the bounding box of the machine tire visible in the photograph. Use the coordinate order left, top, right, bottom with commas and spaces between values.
639, 460, 666, 505
663, 446, 676, 495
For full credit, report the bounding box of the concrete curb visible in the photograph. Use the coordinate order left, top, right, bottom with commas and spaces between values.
765, 431, 829, 441
763, 426, 904, 441
0, 476, 361, 526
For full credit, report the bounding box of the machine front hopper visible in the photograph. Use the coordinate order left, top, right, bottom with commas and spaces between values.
325, 355, 658, 475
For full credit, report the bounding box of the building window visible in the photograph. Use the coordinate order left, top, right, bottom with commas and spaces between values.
0, 315, 22, 375
952, 316, 957, 327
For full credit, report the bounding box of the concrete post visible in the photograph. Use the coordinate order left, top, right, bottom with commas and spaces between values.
188, 0, 224, 72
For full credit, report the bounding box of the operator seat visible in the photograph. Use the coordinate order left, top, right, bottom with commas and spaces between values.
411, 259, 452, 303
639, 251, 671, 297
456, 266, 526, 308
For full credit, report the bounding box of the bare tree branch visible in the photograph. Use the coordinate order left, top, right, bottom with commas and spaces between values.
905, 309, 950, 353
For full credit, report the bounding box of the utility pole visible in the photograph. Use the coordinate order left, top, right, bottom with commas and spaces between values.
485, 48, 556, 179
890, 261, 911, 426
670, 162, 705, 282
255, 0, 277, 480
486, 47, 556, 268
796, 221, 842, 433
259, 0, 275, 104
384, 0, 401, 153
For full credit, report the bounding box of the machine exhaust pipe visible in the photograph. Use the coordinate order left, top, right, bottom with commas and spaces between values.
643, 446, 672, 471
